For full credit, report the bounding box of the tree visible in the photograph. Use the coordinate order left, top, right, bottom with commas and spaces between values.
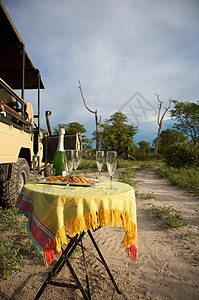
78, 81, 101, 151
154, 94, 171, 158
91, 130, 103, 150
138, 141, 151, 155
53, 122, 88, 147
82, 138, 94, 157
156, 128, 189, 155
100, 112, 138, 158
53, 122, 86, 135
170, 100, 199, 143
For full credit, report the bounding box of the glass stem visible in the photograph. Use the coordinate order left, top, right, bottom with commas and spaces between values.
99, 170, 101, 181
67, 174, 70, 188
110, 174, 113, 189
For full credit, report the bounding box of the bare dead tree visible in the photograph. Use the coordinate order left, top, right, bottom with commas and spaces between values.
154, 93, 171, 158
78, 80, 101, 151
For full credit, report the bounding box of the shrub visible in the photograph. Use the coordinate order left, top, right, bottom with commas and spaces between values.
78, 158, 98, 172
164, 142, 199, 168
150, 204, 184, 228
157, 166, 199, 192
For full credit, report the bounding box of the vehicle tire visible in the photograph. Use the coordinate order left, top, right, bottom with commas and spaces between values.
0, 163, 17, 208
44, 164, 52, 177
0, 158, 30, 208
16, 158, 30, 196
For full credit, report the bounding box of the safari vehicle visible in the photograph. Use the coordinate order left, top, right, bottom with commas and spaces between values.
0, 1, 82, 208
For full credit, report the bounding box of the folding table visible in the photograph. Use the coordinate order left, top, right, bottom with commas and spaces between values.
16, 180, 138, 299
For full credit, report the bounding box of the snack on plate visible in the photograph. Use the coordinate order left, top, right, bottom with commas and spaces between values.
44, 175, 68, 182
44, 175, 93, 184
72, 176, 93, 184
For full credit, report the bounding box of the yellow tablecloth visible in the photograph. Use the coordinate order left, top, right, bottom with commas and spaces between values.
16, 180, 137, 266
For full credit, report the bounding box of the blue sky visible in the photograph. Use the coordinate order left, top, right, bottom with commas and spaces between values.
3, 0, 199, 145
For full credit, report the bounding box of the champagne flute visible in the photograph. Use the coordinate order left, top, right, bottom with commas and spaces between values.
96, 151, 104, 182
106, 151, 117, 189
73, 150, 82, 176
64, 150, 74, 189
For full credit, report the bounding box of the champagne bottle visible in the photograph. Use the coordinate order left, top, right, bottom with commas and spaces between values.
53, 128, 67, 176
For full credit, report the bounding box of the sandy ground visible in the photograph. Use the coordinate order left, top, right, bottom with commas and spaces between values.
0, 168, 199, 300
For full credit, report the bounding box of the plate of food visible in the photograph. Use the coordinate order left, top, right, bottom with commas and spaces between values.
37, 175, 95, 186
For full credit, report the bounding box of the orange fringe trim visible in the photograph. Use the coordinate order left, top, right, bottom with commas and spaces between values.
55, 209, 137, 253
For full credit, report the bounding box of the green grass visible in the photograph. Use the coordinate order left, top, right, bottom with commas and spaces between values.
0, 207, 42, 280
79, 157, 164, 173
136, 192, 156, 199
78, 158, 98, 173
150, 204, 185, 229
119, 167, 136, 187
0, 238, 23, 280
157, 166, 199, 193
117, 158, 164, 168
0, 206, 26, 233
0, 207, 26, 279
180, 231, 198, 240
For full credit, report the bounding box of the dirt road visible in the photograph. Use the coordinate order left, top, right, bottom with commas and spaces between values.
131, 168, 199, 300
0, 168, 198, 299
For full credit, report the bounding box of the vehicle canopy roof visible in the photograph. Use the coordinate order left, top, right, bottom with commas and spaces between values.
0, 0, 44, 90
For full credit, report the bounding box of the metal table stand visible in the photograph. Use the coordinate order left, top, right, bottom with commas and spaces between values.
34, 229, 122, 300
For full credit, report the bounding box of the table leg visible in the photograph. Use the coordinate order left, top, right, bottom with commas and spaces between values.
34, 230, 121, 299
34, 233, 89, 300
62, 247, 90, 300
87, 229, 122, 295
81, 239, 91, 300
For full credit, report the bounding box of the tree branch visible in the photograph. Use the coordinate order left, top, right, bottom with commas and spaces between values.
78, 80, 95, 114
98, 115, 101, 126
155, 93, 163, 125
78, 80, 101, 150
154, 94, 172, 158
